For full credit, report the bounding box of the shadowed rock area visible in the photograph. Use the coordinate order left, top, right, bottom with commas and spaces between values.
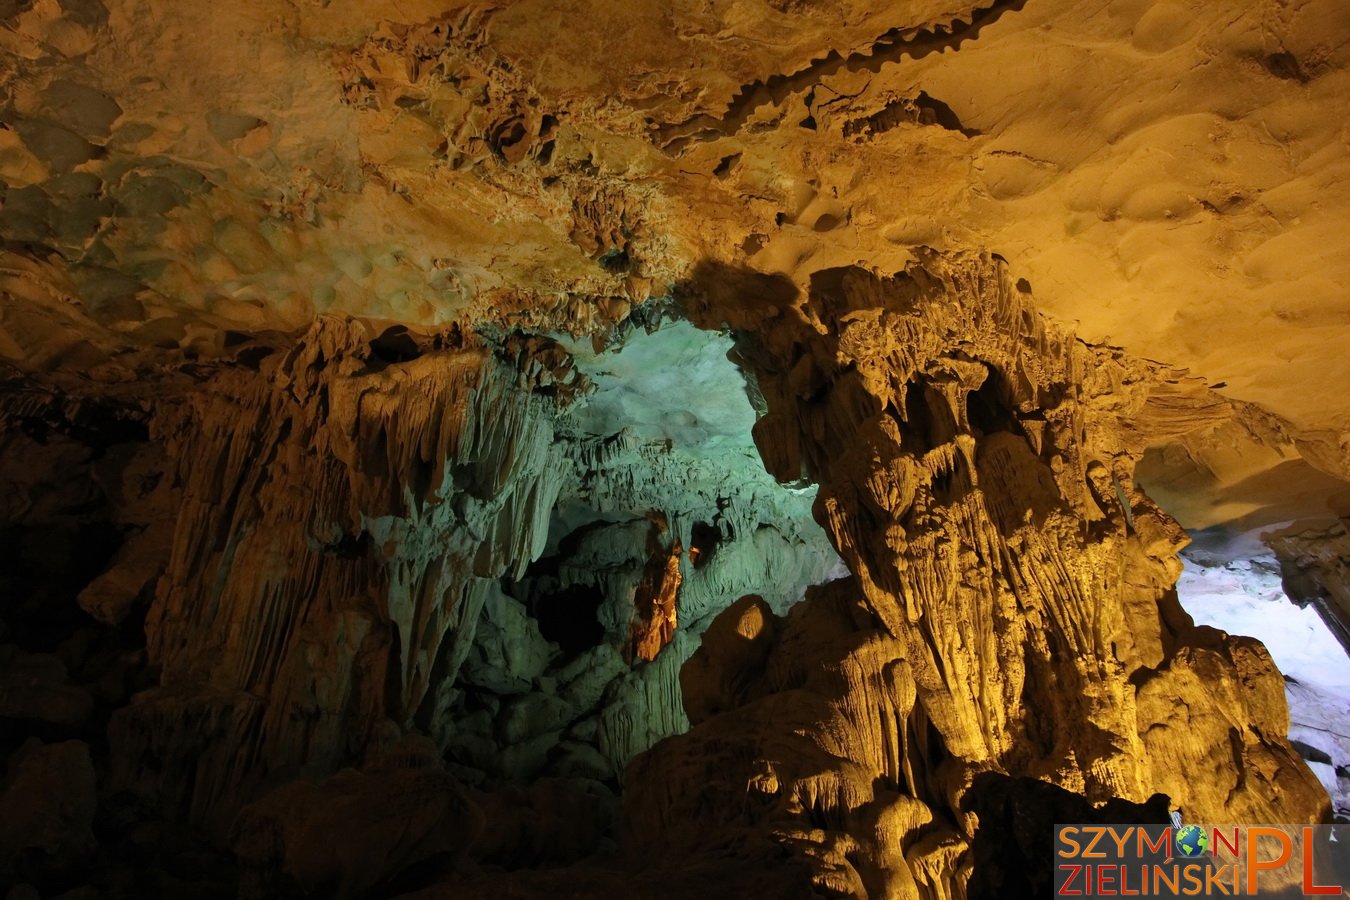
1, 1, 1348, 897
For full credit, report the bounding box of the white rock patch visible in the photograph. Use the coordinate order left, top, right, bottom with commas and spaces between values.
1177, 552, 1350, 819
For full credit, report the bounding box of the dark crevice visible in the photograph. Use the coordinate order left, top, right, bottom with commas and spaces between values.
598, 247, 630, 273
369, 325, 423, 364
529, 583, 605, 660
652, 0, 1028, 153
1262, 51, 1311, 84
712, 152, 741, 178
913, 91, 981, 137
689, 520, 723, 569
966, 365, 1017, 437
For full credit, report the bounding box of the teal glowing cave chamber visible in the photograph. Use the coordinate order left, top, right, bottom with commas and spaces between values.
440, 320, 843, 786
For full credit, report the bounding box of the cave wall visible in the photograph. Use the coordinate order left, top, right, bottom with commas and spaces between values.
0, 0, 1347, 895
1, 306, 841, 860
0, 252, 1336, 898
443, 347, 842, 786
97, 318, 568, 830
1267, 522, 1350, 654
618, 250, 1331, 896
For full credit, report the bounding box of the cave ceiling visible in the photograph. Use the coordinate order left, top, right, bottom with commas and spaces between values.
5, 3, 1350, 894
2, 0, 1349, 529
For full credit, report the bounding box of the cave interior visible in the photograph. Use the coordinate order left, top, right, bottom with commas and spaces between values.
1, 0, 1349, 898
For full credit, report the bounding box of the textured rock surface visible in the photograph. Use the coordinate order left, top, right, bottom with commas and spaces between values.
2, 0, 1348, 512
233, 762, 482, 899
1176, 550, 1350, 819
1267, 521, 1350, 652
631, 579, 1180, 897
0, 739, 97, 863
0, 0, 1346, 896
106, 318, 569, 831
609, 250, 1329, 895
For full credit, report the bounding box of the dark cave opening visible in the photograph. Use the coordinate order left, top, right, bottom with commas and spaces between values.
0, 520, 124, 651
688, 520, 722, 569
966, 365, 1012, 437
526, 582, 605, 660
902, 379, 960, 453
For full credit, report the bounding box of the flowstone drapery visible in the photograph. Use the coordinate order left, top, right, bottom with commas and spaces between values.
621, 253, 1328, 896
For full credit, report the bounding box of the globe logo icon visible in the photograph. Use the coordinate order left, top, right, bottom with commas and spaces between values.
1176, 824, 1209, 857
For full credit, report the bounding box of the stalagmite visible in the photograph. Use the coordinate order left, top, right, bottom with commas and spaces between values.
626, 533, 684, 664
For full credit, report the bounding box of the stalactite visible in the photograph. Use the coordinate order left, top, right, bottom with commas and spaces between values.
627, 252, 1330, 896
108, 318, 566, 828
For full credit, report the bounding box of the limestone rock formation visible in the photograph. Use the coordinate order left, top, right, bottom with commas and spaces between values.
618, 251, 1327, 896
0, 0, 1347, 897
626, 533, 683, 664
0, 739, 97, 864
1267, 522, 1350, 652
233, 762, 482, 900
633, 578, 1180, 898
105, 318, 568, 831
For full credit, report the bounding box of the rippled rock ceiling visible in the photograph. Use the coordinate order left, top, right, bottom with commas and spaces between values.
1, 0, 1348, 897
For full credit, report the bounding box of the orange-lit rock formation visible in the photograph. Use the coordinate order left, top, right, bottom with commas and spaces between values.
1, 0, 1347, 896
